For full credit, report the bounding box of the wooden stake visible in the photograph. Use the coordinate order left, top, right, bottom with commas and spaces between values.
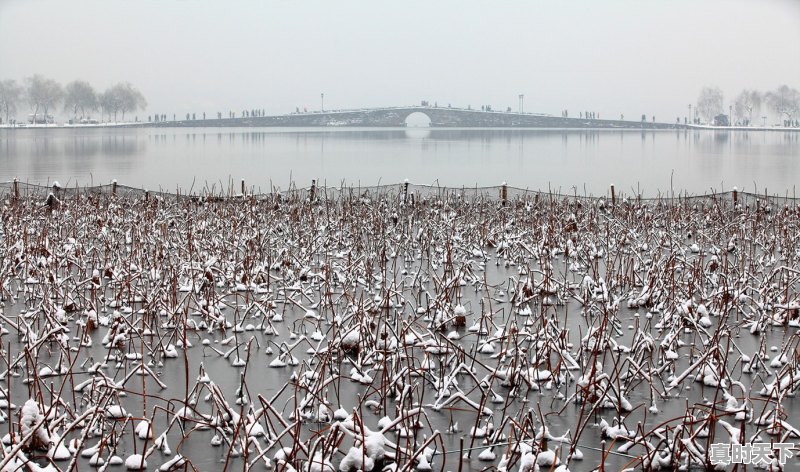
611, 183, 616, 207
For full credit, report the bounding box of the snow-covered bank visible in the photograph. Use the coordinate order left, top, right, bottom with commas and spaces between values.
687, 123, 800, 131
0, 122, 139, 129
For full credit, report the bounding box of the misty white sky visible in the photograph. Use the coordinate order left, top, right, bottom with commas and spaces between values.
1, 0, 799, 121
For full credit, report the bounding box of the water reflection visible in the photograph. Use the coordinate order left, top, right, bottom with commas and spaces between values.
101, 136, 140, 155
404, 128, 431, 139
0, 127, 798, 195
64, 137, 101, 157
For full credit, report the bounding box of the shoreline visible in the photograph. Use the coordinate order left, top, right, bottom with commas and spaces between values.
686, 123, 800, 131
0, 105, 791, 130
3, 122, 800, 131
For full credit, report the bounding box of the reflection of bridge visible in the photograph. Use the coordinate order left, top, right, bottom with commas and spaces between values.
149, 106, 684, 129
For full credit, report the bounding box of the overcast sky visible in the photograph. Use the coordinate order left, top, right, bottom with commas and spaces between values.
2, 0, 799, 121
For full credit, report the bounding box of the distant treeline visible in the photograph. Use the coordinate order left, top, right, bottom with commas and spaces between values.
0, 75, 146, 124
694, 85, 799, 126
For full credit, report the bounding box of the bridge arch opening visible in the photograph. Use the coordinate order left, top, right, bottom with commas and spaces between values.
405, 112, 431, 128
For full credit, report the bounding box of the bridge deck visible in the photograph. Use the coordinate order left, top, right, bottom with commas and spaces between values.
141, 106, 684, 129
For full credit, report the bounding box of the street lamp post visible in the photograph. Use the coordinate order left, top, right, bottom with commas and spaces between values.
321, 93, 324, 112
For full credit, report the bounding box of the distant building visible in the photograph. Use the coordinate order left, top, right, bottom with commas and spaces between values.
713, 114, 729, 126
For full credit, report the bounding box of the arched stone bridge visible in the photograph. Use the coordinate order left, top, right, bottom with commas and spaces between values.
151, 106, 683, 129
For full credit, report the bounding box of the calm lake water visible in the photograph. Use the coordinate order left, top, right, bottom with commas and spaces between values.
2, 128, 800, 470
1, 127, 798, 195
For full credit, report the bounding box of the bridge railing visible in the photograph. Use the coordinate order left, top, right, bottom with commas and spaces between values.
281, 105, 553, 116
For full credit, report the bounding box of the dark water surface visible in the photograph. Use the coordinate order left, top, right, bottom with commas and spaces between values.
1, 127, 798, 195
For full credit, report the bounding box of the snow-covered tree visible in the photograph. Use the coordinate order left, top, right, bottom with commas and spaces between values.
696, 86, 724, 123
